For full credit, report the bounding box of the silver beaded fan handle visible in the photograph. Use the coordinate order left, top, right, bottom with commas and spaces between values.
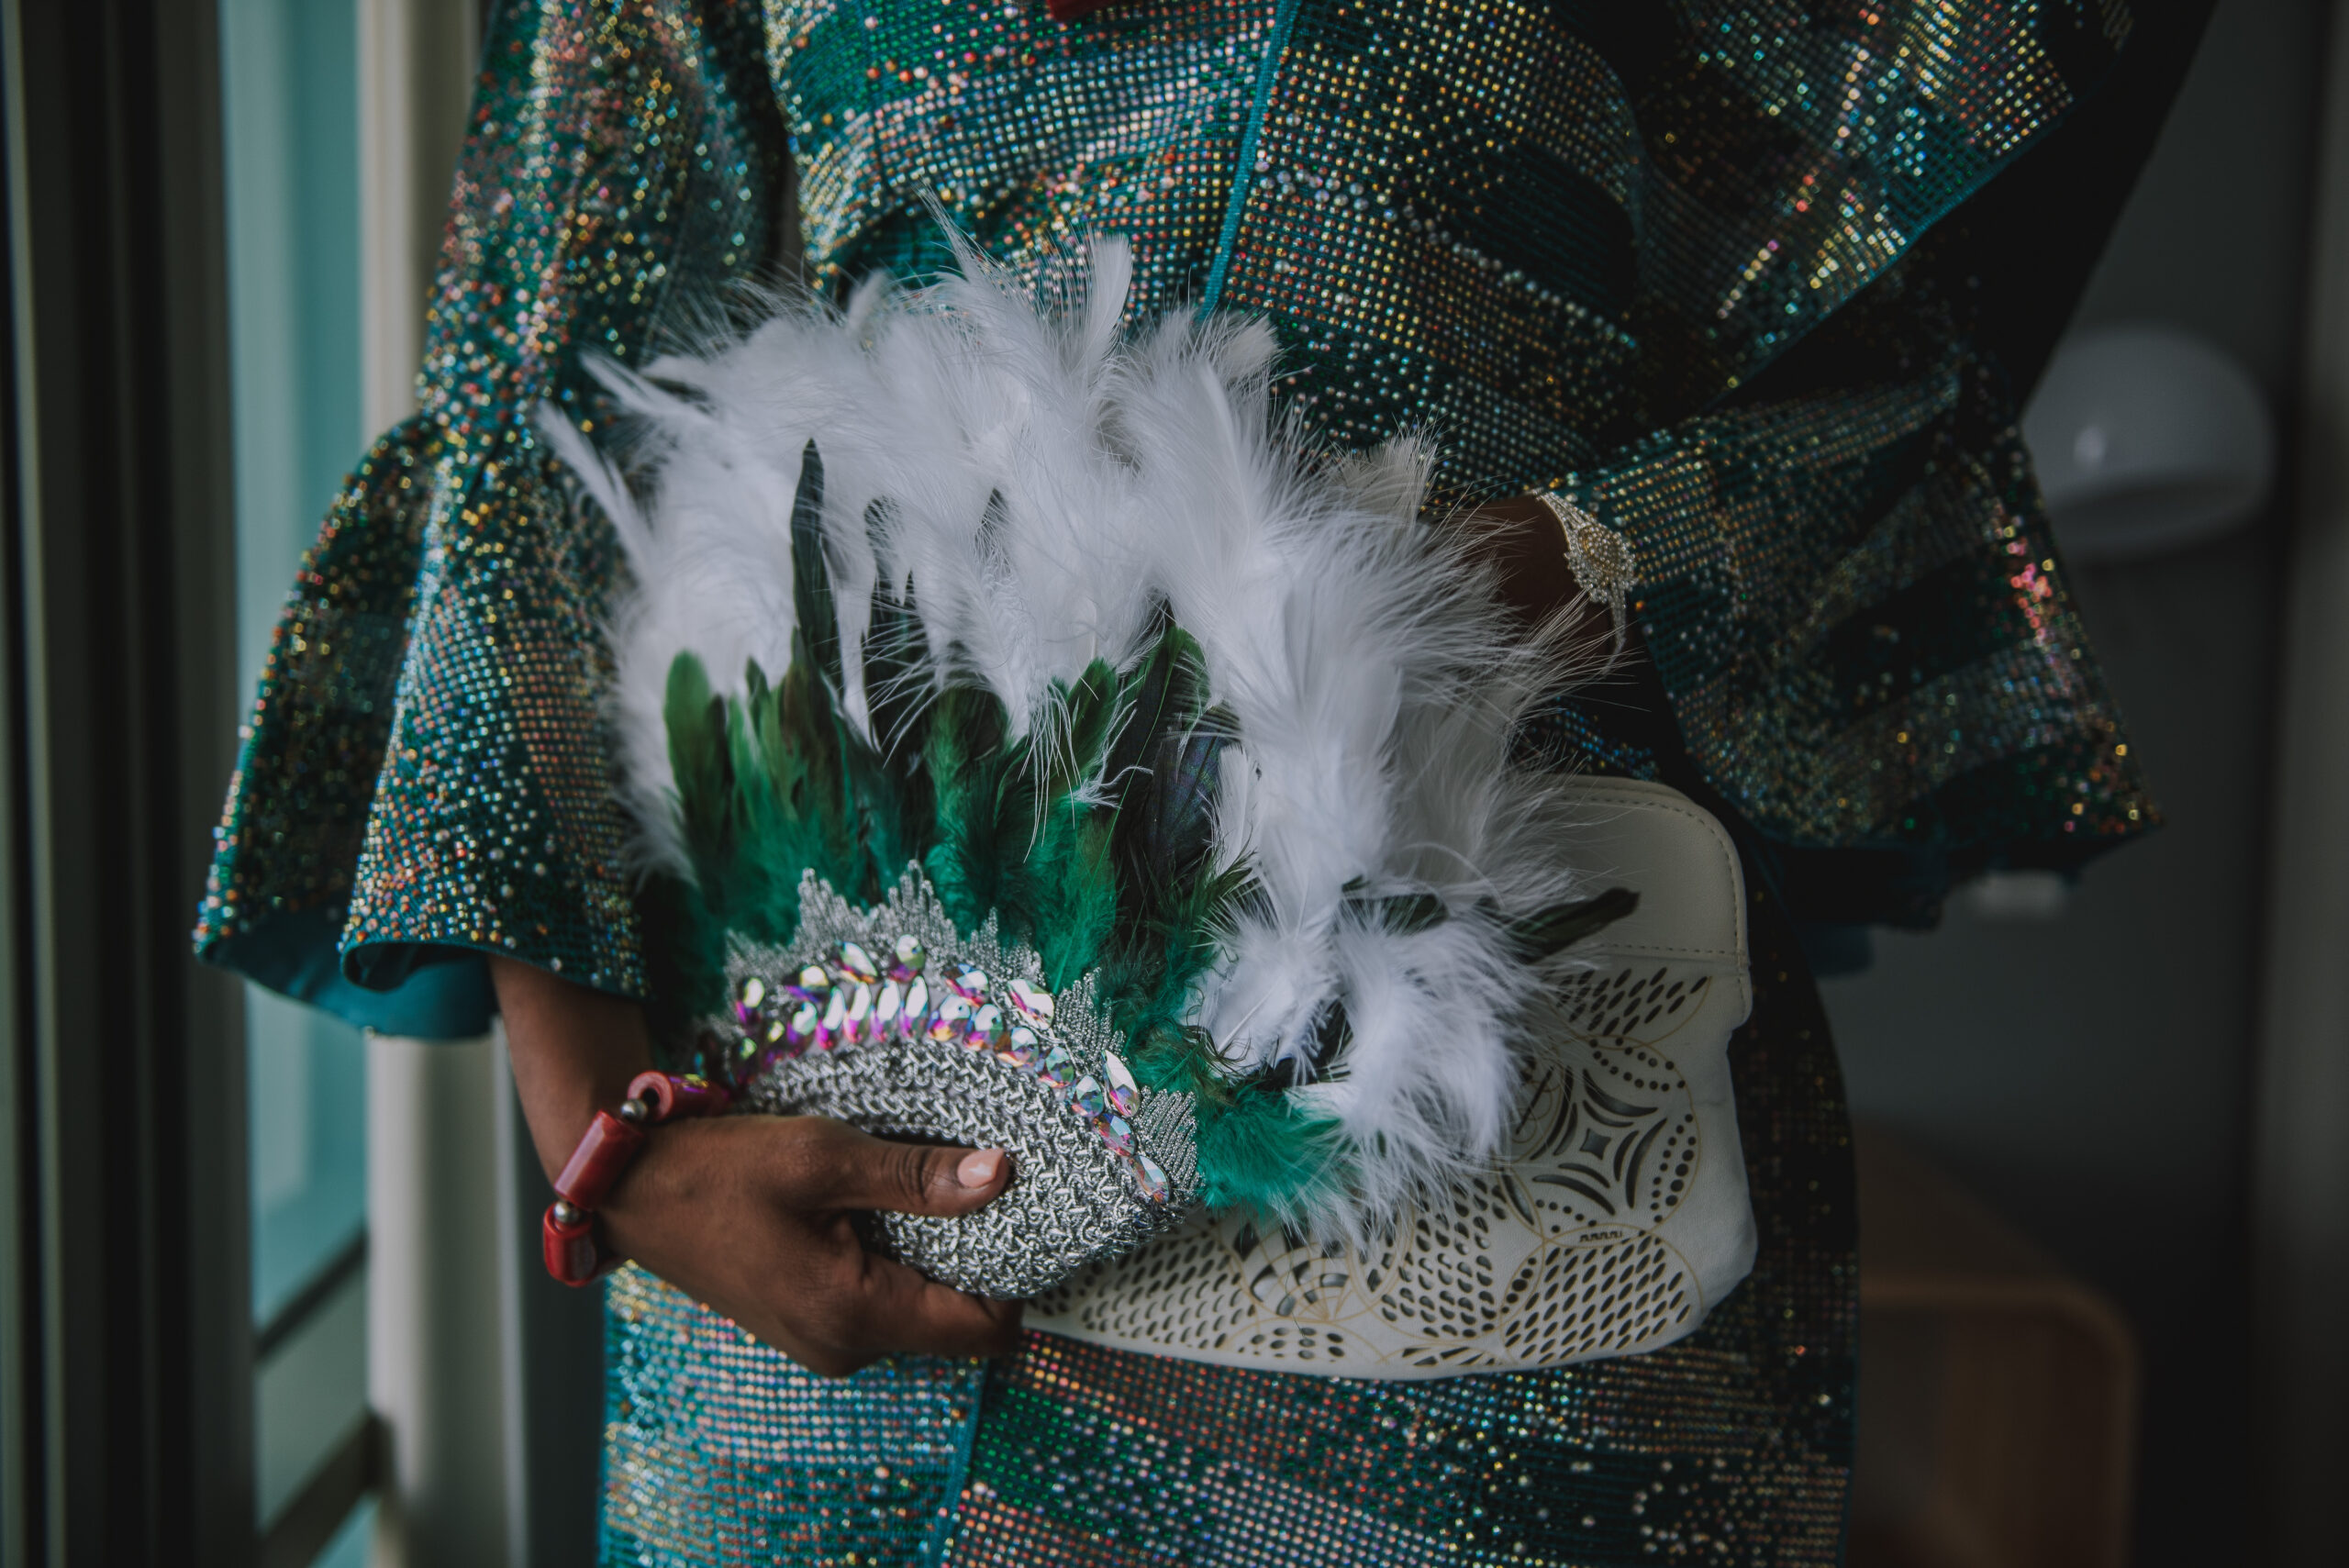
710, 869, 1198, 1299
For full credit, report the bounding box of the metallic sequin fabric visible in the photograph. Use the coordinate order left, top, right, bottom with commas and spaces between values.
601, 883, 1856, 1566
767, 0, 1275, 307
1556, 357, 2149, 871
196, 0, 792, 1024
197, 0, 2154, 1018
604, 1266, 986, 1560
193, 0, 2156, 1559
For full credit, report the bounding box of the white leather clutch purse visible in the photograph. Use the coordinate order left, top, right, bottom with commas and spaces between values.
1029, 777, 1758, 1377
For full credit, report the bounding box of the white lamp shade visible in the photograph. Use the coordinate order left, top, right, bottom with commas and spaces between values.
2021, 324, 2276, 563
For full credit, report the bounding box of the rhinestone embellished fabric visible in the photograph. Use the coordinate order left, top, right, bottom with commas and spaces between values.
195, 0, 791, 1021
187, 0, 2151, 1559
1562, 356, 2152, 863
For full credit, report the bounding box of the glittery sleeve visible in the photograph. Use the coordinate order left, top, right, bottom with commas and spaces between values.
196, 0, 790, 1035
1536, 341, 2156, 927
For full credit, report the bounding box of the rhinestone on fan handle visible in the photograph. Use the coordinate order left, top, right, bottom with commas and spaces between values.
817, 988, 848, 1051
998, 1025, 1042, 1073
1130, 1151, 1170, 1202
843, 984, 874, 1044
1039, 1045, 1075, 1090
889, 934, 927, 982
968, 1004, 1006, 1051
1100, 1114, 1134, 1155
874, 979, 903, 1032
834, 940, 879, 985
734, 975, 767, 1027
949, 964, 990, 1004
900, 977, 930, 1040
1006, 976, 1054, 1024
797, 963, 832, 997
1103, 1052, 1138, 1118
929, 993, 973, 1045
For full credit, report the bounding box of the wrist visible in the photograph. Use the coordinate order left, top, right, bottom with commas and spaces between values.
489, 953, 661, 1184
526, 1058, 653, 1183
541, 1071, 731, 1284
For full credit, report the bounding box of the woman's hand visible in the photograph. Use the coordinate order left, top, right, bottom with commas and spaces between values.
494, 955, 1024, 1376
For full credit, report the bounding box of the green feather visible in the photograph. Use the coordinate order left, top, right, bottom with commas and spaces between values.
652, 486, 1535, 1220
1191, 1088, 1348, 1217
921, 684, 1014, 933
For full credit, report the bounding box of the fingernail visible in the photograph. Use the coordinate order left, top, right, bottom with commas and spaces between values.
957, 1149, 1004, 1188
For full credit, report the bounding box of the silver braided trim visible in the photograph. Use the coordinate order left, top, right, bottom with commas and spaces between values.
710, 867, 1200, 1298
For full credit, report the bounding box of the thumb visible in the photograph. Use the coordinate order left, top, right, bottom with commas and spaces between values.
791, 1118, 1015, 1218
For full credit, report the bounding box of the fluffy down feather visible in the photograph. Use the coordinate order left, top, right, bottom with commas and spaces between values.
542, 239, 1605, 1234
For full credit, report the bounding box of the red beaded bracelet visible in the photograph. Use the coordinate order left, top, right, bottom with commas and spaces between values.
540, 1071, 730, 1285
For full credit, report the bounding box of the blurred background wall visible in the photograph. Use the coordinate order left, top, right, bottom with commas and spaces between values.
1823, 0, 2331, 1560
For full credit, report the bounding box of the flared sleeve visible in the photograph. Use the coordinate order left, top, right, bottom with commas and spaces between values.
1531, 339, 2157, 928
195, 0, 791, 1037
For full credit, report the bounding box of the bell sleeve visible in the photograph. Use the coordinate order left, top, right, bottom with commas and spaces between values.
195, 0, 791, 1037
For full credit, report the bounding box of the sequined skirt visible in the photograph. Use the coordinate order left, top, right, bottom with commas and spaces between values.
598, 889, 1855, 1566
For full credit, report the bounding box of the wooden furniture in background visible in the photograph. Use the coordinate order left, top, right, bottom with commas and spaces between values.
1851, 1128, 2142, 1568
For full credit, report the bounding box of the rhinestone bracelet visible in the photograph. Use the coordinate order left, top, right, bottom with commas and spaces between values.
540, 1071, 730, 1285
1533, 490, 1639, 651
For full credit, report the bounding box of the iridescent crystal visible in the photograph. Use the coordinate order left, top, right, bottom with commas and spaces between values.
874, 979, 903, 1031
890, 933, 926, 981
928, 994, 972, 1045
843, 984, 873, 1043
818, 987, 848, 1049
950, 964, 989, 1003
969, 1004, 1006, 1051
1006, 977, 1054, 1024
796, 963, 832, 996
1070, 1075, 1105, 1119
1133, 1151, 1170, 1202
733, 973, 768, 1027
764, 1016, 788, 1045
1101, 1114, 1134, 1154
996, 1029, 1041, 1072
787, 1002, 819, 1049
836, 940, 879, 984
1103, 1051, 1139, 1118
901, 977, 929, 1038
1040, 1045, 1075, 1089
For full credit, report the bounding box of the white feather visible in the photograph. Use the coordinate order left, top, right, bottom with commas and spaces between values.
561, 240, 1606, 1232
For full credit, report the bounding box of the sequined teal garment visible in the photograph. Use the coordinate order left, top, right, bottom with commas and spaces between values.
195, 0, 2153, 1024
196, 0, 790, 1030
191, 0, 2158, 1561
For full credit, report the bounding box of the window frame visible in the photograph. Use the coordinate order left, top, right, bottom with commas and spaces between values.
0, 0, 254, 1562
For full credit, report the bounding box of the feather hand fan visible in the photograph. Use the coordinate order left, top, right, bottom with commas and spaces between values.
544, 241, 1629, 1297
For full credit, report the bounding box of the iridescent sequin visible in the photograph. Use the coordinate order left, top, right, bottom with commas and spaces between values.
195, 0, 791, 1016
195, 0, 2148, 1557
730, 907, 1175, 1189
